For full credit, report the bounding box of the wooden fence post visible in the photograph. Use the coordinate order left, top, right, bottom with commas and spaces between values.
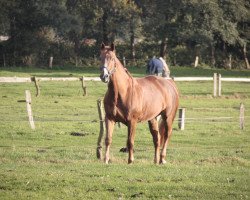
218, 73, 222, 97
123, 56, 126, 67
178, 108, 185, 130
81, 76, 87, 96
213, 73, 217, 97
239, 103, 245, 130
25, 90, 35, 130
96, 99, 105, 159
33, 76, 40, 97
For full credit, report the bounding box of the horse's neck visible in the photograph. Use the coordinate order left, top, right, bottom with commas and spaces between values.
109, 58, 133, 102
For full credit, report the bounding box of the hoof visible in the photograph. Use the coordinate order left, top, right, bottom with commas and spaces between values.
120, 147, 135, 153
160, 159, 167, 164
154, 160, 160, 165
128, 159, 134, 164
96, 148, 102, 160
120, 147, 128, 153
104, 158, 109, 164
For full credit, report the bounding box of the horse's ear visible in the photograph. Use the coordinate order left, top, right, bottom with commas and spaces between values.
110, 43, 115, 51
101, 42, 105, 50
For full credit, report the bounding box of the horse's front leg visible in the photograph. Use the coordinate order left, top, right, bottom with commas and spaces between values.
148, 118, 161, 164
127, 120, 137, 164
104, 117, 115, 164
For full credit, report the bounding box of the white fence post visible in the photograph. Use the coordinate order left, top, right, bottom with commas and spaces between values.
213, 73, 217, 97
178, 108, 185, 130
218, 74, 222, 97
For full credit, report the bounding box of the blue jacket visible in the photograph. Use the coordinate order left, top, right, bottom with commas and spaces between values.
146, 58, 164, 75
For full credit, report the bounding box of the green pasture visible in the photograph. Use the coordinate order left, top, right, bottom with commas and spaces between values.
0, 67, 250, 199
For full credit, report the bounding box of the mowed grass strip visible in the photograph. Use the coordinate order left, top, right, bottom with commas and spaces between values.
1, 66, 250, 78
0, 76, 249, 199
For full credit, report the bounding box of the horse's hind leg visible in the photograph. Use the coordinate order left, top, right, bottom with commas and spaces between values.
148, 118, 161, 164
160, 115, 173, 164
104, 117, 115, 164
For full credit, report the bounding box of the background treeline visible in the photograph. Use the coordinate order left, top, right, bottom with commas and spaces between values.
0, 0, 249, 69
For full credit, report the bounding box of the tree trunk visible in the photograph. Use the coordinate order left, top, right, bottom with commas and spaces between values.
3, 53, 6, 67
10, 16, 17, 66
130, 31, 136, 64
194, 45, 200, 67
49, 56, 53, 68
102, 12, 109, 45
222, 41, 228, 69
228, 54, 232, 70
74, 44, 80, 67
194, 56, 199, 68
73, 33, 80, 67
243, 43, 250, 69
211, 43, 215, 67
160, 37, 167, 59
173, 53, 176, 66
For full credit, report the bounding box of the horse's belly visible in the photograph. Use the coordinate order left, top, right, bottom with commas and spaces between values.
138, 104, 163, 121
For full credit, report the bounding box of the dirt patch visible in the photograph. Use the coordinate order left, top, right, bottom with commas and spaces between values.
70, 132, 87, 137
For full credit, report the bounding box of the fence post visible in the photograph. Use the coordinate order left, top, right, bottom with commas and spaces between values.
123, 56, 126, 67
178, 108, 185, 130
218, 73, 222, 97
213, 73, 217, 97
239, 103, 245, 130
25, 90, 35, 130
97, 99, 105, 159
81, 76, 87, 96
33, 76, 40, 97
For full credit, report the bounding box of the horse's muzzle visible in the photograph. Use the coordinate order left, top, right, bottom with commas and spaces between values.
100, 66, 110, 83
100, 74, 109, 83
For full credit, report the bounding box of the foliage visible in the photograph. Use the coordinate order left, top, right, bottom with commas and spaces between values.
0, 0, 249, 68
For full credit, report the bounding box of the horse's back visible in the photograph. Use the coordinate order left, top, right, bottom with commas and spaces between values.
135, 76, 179, 120
137, 76, 178, 96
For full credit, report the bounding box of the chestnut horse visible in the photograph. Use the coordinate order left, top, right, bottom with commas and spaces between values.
99, 43, 179, 164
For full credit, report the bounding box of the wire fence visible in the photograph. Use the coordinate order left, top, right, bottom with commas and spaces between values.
0, 105, 248, 125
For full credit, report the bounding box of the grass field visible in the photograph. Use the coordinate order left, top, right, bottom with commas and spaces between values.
0, 66, 250, 199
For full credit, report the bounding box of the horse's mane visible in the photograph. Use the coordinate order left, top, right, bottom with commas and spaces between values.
115, 56, 133, 79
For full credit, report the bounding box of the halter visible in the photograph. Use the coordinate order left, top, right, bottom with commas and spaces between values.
100, 56, 117, 76
100, 64, 116, 76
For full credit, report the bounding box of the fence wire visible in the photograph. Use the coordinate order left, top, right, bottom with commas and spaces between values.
0, 105, 248, 125
0, 115, 249, 123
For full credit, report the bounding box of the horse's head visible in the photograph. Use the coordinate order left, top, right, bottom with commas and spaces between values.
99, 43, 117, 83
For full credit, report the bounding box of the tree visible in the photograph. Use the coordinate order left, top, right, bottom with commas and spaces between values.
219, 0, 250, 69
0, 0, 74, 66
